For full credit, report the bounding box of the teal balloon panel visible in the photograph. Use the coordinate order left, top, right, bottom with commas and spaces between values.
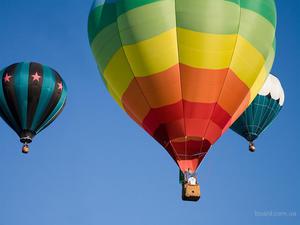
231, 94, 282, 142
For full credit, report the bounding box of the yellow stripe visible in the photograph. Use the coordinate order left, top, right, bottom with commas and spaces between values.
103, 49, 134, 98
178, 28, 236, 69
107, 84, 124, 109
121, 28, 266, 83
103, 28, 270, 101
249, 66, 268, 102
230, 35, 266, 88
123, 28, 178, 76
249, 47, 275, 102
178, 29, 267, 88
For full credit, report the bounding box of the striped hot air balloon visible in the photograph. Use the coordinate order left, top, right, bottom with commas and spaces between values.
231, 74, 284, 152
88, 0, 276, 199
0, 62, 67, 153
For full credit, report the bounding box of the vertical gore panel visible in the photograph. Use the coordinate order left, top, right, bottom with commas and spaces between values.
27, 62, 44, 129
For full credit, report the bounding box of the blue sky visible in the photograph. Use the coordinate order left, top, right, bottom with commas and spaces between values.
0, 1, 299, 225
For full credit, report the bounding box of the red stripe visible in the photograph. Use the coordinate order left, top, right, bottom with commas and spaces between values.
142, 100, 231, 142
170, 139, 210, 157
165, 139, 209, 172
139, 100, 232, 172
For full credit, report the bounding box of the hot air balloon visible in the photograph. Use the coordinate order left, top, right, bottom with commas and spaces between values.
231, 74, 284, 152
88, 0, 276, 200
0, 62, 67, 153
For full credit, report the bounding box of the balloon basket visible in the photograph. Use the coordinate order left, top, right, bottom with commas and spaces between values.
249, 142, 256, 152
182, 182, 200, 201
22, 144, 30, 154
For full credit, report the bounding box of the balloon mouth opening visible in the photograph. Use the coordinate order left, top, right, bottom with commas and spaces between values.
20, 130, 35, 154
165, 136, 211, 173
20, 137, 32, 144
20, 130, 35, 144
170, 136, 206, 143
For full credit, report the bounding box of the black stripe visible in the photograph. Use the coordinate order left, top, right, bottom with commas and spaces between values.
26, 62, 43, 129
35, 70, 63, 131
2, 63, 22, 134
0, 107, 20, 134
40, 101, 66, 132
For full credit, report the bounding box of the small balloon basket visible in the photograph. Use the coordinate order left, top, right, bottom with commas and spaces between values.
22, 144, 30, 154
249, 142, 256, 152
182, 182, 200, 201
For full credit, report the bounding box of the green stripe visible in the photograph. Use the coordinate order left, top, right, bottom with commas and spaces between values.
116, 0, 160, 16
264, 44, 275, 75
14, 62, 29, 129
88, 3, 117, 44
240, 0, 276, 27
88, 0, 171, 45
91, 23, 122, 73
30, 66, 56, 131
239, 8, 275, 59
118, 0, 175, 45
176, 0, 240, 34
226, 0, 276, 27
0, 69, 20, 132
37, 82, 67, 134
88, 0, 161, 43
98, 65, 109, 88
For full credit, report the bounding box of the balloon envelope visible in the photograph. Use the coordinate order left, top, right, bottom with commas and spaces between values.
0, 62, 67, 144
231, 74, 284, 142
88, 0, 276, 172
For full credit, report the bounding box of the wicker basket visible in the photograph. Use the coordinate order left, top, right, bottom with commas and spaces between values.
182, 183, 200, 201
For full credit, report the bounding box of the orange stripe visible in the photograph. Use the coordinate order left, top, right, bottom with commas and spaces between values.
223, 91, 251, 132
135, 64, 182, 107
180, 65, 228, 103
122, 79, 151, 124
180, 64, 250, 115
217, 69, 250, 116
122, 64, 250, 122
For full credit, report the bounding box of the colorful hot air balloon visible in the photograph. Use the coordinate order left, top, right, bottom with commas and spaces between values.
231, 74, 284, 152
0, 62, 67, 153
88, 0, 276, 200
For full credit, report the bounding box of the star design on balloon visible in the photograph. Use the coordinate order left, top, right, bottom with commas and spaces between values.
57, 82, 63, 91
4, 73, 12, 82
31, 72, 41, 82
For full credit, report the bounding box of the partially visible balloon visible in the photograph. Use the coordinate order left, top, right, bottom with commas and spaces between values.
88, 0, 277, 174
0, 62, 67, 153
231, 74, 284, 152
